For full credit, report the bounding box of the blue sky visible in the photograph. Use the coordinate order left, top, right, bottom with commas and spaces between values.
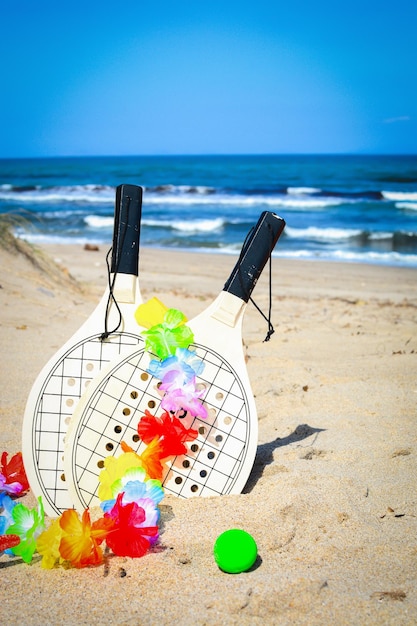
1, 1, 416, 157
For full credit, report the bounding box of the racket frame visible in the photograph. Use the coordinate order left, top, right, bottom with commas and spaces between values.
22, 184, 145, 516
65, 211, 286, 509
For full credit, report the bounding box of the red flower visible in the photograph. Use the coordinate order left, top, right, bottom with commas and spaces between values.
138, 410, 198, 458
104, 494, 158, 558
0, 533, 20, 552
0, 452, 30, 495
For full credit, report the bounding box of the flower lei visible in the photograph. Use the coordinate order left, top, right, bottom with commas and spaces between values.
1, 300, 206, 570
0, 453, 163, 568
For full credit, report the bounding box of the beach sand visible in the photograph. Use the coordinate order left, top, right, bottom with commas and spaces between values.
1, 240, 416, 625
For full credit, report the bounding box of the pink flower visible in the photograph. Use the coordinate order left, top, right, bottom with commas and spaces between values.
160, 377, 207, 419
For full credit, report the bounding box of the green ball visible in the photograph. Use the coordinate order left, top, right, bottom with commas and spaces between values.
213, 529, 258, 574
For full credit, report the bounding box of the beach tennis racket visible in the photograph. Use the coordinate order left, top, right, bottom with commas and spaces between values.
22, 184, 145, 517
64, 211, 285, 510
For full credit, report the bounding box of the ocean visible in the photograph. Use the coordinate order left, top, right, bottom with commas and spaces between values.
0, 154, 416, 267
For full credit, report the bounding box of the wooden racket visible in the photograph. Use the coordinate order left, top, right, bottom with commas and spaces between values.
22, 184, 145, 516
64, 211, 285, 510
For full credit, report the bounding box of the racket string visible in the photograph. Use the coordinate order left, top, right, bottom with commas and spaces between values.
100, 195, 132, 341
70, 346, 249, 503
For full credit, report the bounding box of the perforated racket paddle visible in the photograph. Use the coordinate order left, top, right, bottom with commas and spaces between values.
64, 211, 285, 510
22, 184, 145, 516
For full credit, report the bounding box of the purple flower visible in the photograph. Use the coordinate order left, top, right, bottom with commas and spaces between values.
160, 377, 208, 419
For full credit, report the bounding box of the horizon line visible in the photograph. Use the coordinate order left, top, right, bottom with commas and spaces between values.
1, 152, 416, 160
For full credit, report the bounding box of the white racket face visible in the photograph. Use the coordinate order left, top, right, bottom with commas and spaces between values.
25, 330, 144, 515
65, 341, 256, 511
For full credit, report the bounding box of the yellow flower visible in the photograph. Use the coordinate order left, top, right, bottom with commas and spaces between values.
36, 518, 65, 569
134, 297, 168, 329
98, 452, 144, 501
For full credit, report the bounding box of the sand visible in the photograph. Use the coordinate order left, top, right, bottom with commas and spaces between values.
0, 240, 416, 625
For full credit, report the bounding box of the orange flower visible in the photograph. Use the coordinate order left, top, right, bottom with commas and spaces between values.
118, 439, 165, 482
59, 509, 113, 568
139, 438, 164, 481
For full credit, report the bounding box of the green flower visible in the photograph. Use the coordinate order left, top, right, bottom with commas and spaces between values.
7, 496, 45, 563
143, 309, 194, 360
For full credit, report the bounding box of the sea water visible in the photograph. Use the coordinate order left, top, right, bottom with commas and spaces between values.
0, 154, 416, 266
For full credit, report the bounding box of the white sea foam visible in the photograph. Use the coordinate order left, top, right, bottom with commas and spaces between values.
368, 232, 393, 240
279, 197, 345, 209
330, 249, 417, 266
43, 209, 87, 218
284, 226, 362, 240
287, 187, 321, 195
84, 215, 114, 228
175, 185, 216, 194
171, 217, 225, 232
396, 201, 417, 211
273, 247, 417, 266
83, 215, 227, 232
144, 191, 344, 209
17, 233, 101, 245
382, 191, 417, 201
0, 185, 114, 204
15, 232, 417, 267
0, 182, 348, 211
143, 217, 226, 232
145, 184, 215, 195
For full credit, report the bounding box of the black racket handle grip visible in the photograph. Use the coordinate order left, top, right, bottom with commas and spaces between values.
224, 211, 286, 302
111, 184, 143, 275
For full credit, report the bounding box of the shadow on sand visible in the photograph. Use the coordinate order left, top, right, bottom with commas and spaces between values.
243, 423, 326, 493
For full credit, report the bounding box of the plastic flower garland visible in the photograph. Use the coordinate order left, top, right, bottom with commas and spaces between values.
58, 508, 114, 568
100, 466, 165, 515
3, 496, 45, 563
1, 300, 209, 571
137, 409, 198, 457
103, 494, 159, 558
142, 308, 193, 360
0, 493, 21, 555
129, 299, 209, 494
0, 451, 29, 496
136, 298, 208, 422
98, 300, 206, 498
0, 449, 164, 568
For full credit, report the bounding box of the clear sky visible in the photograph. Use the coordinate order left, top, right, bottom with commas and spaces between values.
1, 0, 416, 157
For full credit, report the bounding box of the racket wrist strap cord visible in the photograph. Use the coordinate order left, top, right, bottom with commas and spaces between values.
249, 253, 274, 342
100, 185, 142, 341
225, 211, 285, 342
100, 246, 124, 341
